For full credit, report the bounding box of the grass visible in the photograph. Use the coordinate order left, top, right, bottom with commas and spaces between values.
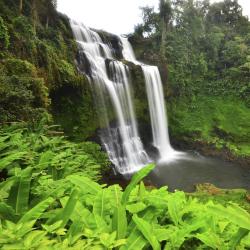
168, 95, 250, 157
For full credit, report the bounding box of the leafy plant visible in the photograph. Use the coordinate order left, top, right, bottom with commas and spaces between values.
0, 124, 250, 249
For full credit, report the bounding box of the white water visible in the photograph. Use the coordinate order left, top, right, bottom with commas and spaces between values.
142, 66, 175, 158
119, 37, 137, 62
70, 21, 149, 174
120, 37, 180, 161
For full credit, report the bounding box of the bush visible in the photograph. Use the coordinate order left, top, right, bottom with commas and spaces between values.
0, 162, 249, 249
2, 58, 37, 77
12, 16, 35, 39
168, 96, 250, 157
0, 16, 9, 49
0, 75, 49, 123
57, 59, 78, 85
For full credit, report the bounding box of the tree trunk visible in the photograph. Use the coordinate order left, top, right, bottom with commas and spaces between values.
160, 17, 167, 61
19, 0, 23, 15
31, 0, 38, 34
46, 16, 49, 29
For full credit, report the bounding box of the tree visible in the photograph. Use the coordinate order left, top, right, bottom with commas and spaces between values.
207, 0, 243, 27
44, 0, 57, 28
29, 0, 58, 31
159, 0, 172, 60
31, 0, 38, 32
139, 6, 160, 37
19, 0, 23, 15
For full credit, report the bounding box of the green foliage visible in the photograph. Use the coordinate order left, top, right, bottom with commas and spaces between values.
169, 96, 250, 157
12, 16, 35, 39
1, 158, 250, 249
122, 163, 155, 205
0, 125, 249, 249
0, 72, 49, 123
2, 58, 37, 77
0, 123, 109, 202
56, 59, 77, 85
0, 16, 9, 49
132, 0, 250, 159
0, 1, 97, 139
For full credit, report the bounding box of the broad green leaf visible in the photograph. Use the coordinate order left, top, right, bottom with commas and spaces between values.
93, 190, 107, 219
144, 193, 168, 208
37, 150, 54, 169
67, 220, 85, 244
121, 207, 156, 250
113, 239, 127, 248
168, 219, 206, 248
0, 151, 27, 170
7, 167, 32, 214
42, 221, 63, 233
23, 230, 48, 248
100, 232, 117, 248
0, 177, 17, 201
60, 189, 79, 228
126, 202, 147, 213
195, 231, 226, 250
132, 214, 161, 250
94, 214, 109, 232
228, 228, 249, 250
48, 189, 79, 227
154, 228, 173, 241
67, 175, 102, 195
122, 164, 155, 205
139, 181, 147, 199
208, 203, 250, 230
18, 197, 54, 226
112, 204, 127, 240
111, 185, 127, 240
167, 191, 186, 225
0, 202, 16, 221
120, 229, 147, 250
241, 232, 250, 247
69, 200, 97, 230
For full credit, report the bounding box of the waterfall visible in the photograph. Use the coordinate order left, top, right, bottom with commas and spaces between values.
70, 21, 149, 174
120, 37, 179, 161
142, 65, 175, 158
119, 37, 137, 62
70, 20, 179, 174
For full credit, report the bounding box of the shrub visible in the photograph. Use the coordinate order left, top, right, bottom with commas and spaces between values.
0, 16, 9, 49
3, 58, 37, 77
0, 162, 249, 249
0, 75, 49, 123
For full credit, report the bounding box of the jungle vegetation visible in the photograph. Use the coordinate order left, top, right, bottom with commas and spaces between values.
132, 0, 250, 158
0, 0, 250, 249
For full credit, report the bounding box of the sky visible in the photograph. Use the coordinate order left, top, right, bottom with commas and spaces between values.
57, 0, 250, 35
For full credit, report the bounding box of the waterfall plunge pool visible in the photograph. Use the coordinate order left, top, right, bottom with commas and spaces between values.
147, 152, 250, 192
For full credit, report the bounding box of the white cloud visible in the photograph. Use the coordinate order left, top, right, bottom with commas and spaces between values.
57, 0, 249, 35
57, 0, 158, 34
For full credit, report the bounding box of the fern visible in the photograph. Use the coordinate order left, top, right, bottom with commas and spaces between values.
133, 214, 161, 250
7, 167, 32, 215
122, 164, 155, 205
0, 124, 250, 249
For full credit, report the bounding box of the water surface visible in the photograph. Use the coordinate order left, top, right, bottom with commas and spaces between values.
148, 152, 250, 192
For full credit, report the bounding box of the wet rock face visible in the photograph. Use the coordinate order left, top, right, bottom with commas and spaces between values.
76, 50, 92, 75
93, 29, 123, 59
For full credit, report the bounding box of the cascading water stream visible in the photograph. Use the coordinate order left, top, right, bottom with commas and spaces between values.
70, 21, 150, 174
119, 37, 180, 161
142, 66, 174, 157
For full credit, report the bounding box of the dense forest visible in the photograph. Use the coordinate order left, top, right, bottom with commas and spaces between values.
0, 0, 249, 249
131, 0, 250, 160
